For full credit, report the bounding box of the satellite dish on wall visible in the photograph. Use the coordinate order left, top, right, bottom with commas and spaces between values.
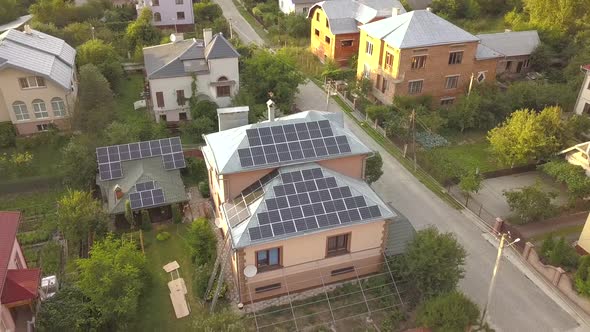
244, 265, 258, 278
170, 33, 176, 42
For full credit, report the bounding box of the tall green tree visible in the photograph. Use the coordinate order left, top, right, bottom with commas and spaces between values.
459, 170, 483, 194
126, 8, 161, 55
187, 217, 217, 266
104, 122, 141, 145
57, 190, 108, 257
416, 291, 480, 332
241, 49, 305, 113
77, 39, 123, 90
0, 0, 20, 25
519, 0, 590, 34
365, 152, 384, 184
487, 107, 564, 167
503, 181, 557, 223
60, 134, 98, 190
74, 64, 115, 133
393, 227, 466, 300
77, 235, 147, 325
36, 287, 103, 332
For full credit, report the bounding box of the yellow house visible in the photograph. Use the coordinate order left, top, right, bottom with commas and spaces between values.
0, 27, 77, 135
578, 213, 590, 254
202, 107, 414, 303
308, 0, 406, 67
356, 9, 500, 106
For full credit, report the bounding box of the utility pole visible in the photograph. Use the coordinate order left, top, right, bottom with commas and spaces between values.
480, 233, 520, 327
411, 109, 416, 171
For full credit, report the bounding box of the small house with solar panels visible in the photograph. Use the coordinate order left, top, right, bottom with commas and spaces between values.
202, 105, 415, 303
95, 137, 188, 224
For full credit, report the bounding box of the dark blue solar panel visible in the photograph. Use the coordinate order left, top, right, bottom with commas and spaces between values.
249, 227, 262, 240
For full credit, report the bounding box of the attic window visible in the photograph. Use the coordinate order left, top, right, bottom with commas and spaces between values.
325, 18, 329, 28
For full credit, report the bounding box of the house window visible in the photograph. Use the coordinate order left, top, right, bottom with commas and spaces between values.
19, 76, 46, 89
177, 11, 185, 20
152, 0, 159, 5
327, 234, 349, 256
331, 266, 355, 276
315, 29, 320, 37
14, 253, 22, 269
448, 51, 463, 65
440, 98, 455, 106
302, 7, 308, 14
216, 76, 231, 97
256, 247, 281, 271
175, 0, 183, 4
445, 75, 459, 89
154, 12, 161, 21
32, 99, 49, 118
381, 78, 388, 93
523, 59, 530, 68
179, 112, 187, 120
408, 80, 423, 94
37, 124, 50, 132
411, 55, 426, 69
255, 283, 281, 293
176, 90, 186, 106
584, 103, 590, 115
324, 36, 331, 44
366, 41, 373, 55
51, 97, 66, 117
341, 40, 353, 47
506, 61, 512, 71
385, 51, 393, 69
325, 18, 329, 28
12, 101, 29, 121
156, 92, 165, 108
363, 64, 370, 79
477, 72, 486, 83
316, 12, 319, 21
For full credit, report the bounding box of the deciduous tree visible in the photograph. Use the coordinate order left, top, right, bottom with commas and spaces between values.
126, 8, 161, 52
73, 64, 115, 133
36, 287, 103, 332
459, 170, 483, 194
0, 0, 20, 25
503, 181, 557, 223
187, 217, 217, 266
77, 39, 123, 90
416, 291, 480, 332
76, 235, 147, 324
365, 152, 384, 184
60, 135, 98, 190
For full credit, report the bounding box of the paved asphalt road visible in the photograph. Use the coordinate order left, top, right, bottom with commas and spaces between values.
212, 0, 265, 46
217, 3, 583, 329
295, 82, 580, 332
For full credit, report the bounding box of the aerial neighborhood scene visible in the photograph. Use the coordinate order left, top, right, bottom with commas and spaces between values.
2, 0, 590, 331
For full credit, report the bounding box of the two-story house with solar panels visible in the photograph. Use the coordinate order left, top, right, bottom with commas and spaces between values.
95, 137, 189, 225
202, 104, 415, 303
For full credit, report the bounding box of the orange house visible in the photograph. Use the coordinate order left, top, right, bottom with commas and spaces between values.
308, 0, 406, 67
202, 107, 414, 303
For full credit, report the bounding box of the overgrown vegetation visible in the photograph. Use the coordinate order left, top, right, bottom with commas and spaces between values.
540, 235, 579, 271
540, 160, 590, 204
504, 181, 557, 224
416, 291, 480, 332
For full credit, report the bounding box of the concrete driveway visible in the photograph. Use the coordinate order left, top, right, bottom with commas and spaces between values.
469, 171, 569, 219
295, 81, 581, 331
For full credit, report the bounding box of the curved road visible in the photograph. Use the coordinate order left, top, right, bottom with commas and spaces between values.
212, 0, 265, 46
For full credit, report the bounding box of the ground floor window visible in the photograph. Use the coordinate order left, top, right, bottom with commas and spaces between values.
216, 85, 231, 97
408, 80, 423, 95
179, 112, 187, 121
256, 247, 281, 271
583, 102, 590, 115
326, 233, 349, 257
37, 123, 49, 132
440, 98, 455, 106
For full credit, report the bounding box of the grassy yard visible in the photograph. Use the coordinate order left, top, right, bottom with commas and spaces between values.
452, 15, 506, 34
529, 224, 585, 246
430, 141, 501, 174
132, 223, 200, 331
114, 73, 147, 124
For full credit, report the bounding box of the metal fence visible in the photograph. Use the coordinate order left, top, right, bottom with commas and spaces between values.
447, 185, 498, 227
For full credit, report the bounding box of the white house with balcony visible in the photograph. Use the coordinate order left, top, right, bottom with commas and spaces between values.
143, 30, 240, 123
0, 26, 77, 135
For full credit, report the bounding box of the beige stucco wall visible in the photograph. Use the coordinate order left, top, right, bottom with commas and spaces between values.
237, 220, 387, 301
0, 67, 76, 135
317, 154, 366, 179
578, 214, 590, 253
1, 305, 15, 332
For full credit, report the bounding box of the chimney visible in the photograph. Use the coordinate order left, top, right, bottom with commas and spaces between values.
266, 99, 275, 122
217, 106, 250, 131
203, 28, 213, 46
392, 7, 400, 16
426, 7, 432, 12
114, 185, 124, 200
24, 25, 32, 35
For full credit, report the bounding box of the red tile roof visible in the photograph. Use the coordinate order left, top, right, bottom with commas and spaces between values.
583, 64, 590, 71
1, 269, 41, 304
0, 211, 22, 303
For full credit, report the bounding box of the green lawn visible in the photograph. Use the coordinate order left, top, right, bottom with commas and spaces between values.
132, 223, 200, 331
451, 16, 506, 34
0, 189, 64, 214
431, 141, 501, 174
114, 74, 147, 124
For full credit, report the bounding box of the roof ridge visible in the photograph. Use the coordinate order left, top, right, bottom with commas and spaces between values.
149, 39, 198, 78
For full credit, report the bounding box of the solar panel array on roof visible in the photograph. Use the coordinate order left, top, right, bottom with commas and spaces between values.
223, 169, 279, 227
237, 120, 352, 168
96, 137, 186, 181
129, 188, 165, 210
247, 168, 382, 241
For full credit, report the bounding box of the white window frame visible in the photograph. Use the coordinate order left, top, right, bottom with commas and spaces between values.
19, 76, 46, 89
477, 71, 486, 83
440, 97, 455, 106
445, 75, 459, 89
366, 41, 373, 55
448, 51, 464, 65
12, 101, 29, 121
411, 55, 427, 69
32, 99, 49, 119
37, 123, 50, 132
363, 64, 371, 79
51, 97, 66, 117
408, 80, 423, 94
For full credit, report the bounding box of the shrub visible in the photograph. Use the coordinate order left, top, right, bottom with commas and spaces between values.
0, 122, 16, 148
416, 291, 480, 332
140, 210, 152, 231
187, 217, 217, 266
415, 131, 449, 149
575, 256, 590, 297
503, 182, 557, 224
156, 231, 171, 241
183, 157, 207, 185
541, 235, 579, 270
40, 241, 62, 276
198, 181, 210, 198
172, 204, 182, 224
540, 160, 590, 203
193, 263, 213, 299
